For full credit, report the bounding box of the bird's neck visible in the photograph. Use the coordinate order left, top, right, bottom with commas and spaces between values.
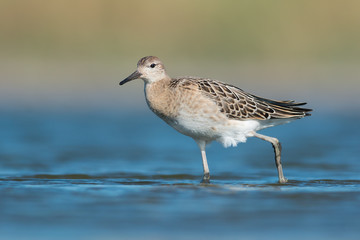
144, 77, 179, 120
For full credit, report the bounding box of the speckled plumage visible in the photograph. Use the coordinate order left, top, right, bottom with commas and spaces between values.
120, 56, 312, 183
170, 76, 311, 120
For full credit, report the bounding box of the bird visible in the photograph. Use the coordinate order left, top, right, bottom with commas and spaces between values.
119, 56, 312, 184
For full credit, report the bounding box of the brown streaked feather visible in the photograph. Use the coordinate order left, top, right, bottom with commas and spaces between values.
171, 77, 312, 120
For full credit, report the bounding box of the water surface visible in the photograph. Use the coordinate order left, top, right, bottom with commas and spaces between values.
0, 110, 359, 239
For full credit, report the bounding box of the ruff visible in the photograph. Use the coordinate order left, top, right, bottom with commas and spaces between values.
120, 56, 312, 183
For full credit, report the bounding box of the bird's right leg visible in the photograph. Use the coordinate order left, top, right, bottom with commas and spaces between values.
196, 140, 210, 183
252, 132, 288, 184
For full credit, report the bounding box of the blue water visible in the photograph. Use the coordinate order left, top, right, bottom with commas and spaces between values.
0, 109, 359, 240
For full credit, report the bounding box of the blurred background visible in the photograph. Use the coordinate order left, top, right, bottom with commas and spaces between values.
1, 0, 359, 112
1, 1, 360, 240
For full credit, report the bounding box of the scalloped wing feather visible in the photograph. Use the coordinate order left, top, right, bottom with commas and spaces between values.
172, 77, 312, 121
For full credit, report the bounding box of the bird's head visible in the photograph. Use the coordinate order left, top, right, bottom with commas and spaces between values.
120, 56, 168, 85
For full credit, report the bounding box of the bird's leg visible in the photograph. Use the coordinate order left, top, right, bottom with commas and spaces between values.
252, 132, 288, 184
196, 140, 210, 183
201, 150, 210, 183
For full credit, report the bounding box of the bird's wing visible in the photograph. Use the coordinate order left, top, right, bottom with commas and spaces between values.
174, 77, 312, 120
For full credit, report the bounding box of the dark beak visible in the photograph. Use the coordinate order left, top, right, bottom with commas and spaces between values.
119, 71, 141, 85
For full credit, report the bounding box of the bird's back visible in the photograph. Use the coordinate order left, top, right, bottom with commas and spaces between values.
171, 77, 312, 122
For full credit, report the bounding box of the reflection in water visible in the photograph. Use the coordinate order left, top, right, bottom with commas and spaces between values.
0, 110, 359, 240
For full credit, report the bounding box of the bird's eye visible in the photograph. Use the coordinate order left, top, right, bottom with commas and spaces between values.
150, 63, 156, 68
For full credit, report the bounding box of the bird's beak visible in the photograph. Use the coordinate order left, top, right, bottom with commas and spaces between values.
119, 71, 141, 85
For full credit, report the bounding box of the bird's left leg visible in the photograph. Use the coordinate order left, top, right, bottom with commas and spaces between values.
252, 132, 288, 183
196, 140, 210, 183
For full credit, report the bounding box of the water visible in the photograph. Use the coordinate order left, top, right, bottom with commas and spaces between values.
0, 109, 359, 240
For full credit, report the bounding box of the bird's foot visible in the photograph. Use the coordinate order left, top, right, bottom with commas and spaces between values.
278, 177, 288, 184
201, 173, 210, 184
201, 178, 210, 184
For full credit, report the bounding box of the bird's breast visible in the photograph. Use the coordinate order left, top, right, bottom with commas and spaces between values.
144, 82, 180, 121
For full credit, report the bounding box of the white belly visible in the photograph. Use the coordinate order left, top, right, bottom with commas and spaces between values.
168, 108, 261, 148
